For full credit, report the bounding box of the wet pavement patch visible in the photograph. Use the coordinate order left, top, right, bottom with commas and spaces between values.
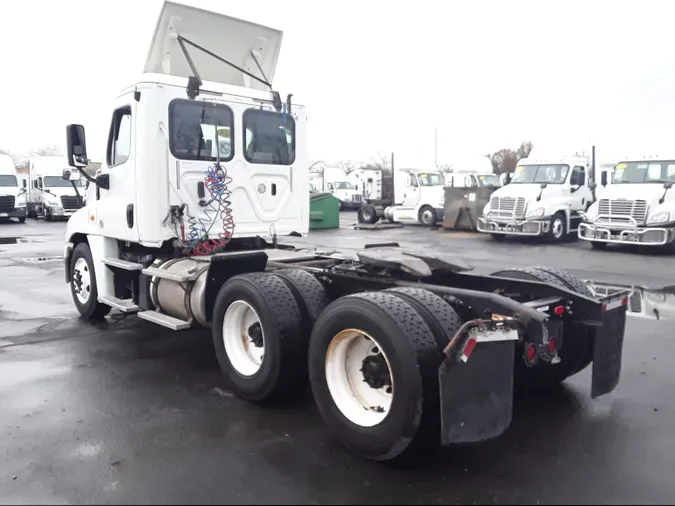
13, 256, 63, 264
0, 237, 43, 245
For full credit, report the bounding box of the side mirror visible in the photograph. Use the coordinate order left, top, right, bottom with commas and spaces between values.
540, 183, 548, 189
63, 168, 80, 181
504, 173, 512, 185
66, 124, 89, 168
589, 181, 598, 190
664, 182, 673, 190
601, 171, 608, 187
63, 169, 71, 180
22, 180, 26, 189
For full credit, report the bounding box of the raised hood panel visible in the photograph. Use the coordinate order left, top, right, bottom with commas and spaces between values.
144, 1, 283, 90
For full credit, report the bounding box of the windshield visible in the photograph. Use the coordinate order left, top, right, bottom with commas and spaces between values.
333, 182, 354, 190
477, 174, 501, 187
511, 164, 570, 184
43, 176, 82, 188
0, 175, 18, 187
612, 161, 675, 184
417, 173, 444, 186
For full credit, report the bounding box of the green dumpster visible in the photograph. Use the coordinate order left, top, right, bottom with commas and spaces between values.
309, 192, 340, 230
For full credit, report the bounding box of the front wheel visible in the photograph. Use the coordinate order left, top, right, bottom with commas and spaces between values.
69, 243, 111, 320
418, 205, 437, 226
547, 212, 567, 243
590, 241, 608, 250
358, 204, 379, 224
491, 233, 506, 242
18, 217, 26, 224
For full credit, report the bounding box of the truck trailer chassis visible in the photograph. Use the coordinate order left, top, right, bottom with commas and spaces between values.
64, 238, 629, 462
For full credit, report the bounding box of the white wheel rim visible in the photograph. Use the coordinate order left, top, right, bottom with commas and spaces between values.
325, 329, 394, 428
423, 210, 434, 223
72, 257, 92, 304
553, 218, 564, 238
223, 300, 265, 377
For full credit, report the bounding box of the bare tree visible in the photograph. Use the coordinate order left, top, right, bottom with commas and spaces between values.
330, 160, 360, 175
369, 152, 392, 172
31, 145, 63, 157
308, 160, 324, 173
515, 141, 534, 161
489, 141, 534, 174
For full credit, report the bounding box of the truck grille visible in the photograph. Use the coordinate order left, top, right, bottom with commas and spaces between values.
597, 199, 647, 225
0, 195, 15, 212
489, 196, 526, 218
352, 194, 362, 203
60, 196, 82, 211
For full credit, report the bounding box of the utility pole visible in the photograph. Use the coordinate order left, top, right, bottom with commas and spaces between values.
434, 127, 438, 168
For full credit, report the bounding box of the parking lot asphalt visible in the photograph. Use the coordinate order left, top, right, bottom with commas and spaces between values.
1, 214, 674, 504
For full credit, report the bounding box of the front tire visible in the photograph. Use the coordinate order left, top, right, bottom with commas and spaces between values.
69, 243, 111, 320
491, 233, 506, 242
309, 291, 441, 462
212, 273, 307, 402
358, 204, 379, 224
418, 205, 437, 226
18, 217, 26, 224
547, 212, 567, 243
590, 241, 608, 250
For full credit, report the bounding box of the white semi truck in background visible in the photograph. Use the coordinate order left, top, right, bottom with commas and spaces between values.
60, 0, 631, 465
0, 154, 27, 223
579, 155, 675, 251
357, 169, 447, 226
445, 154, 500, 189
28, 156, 84, 220
478, 153, 598, 243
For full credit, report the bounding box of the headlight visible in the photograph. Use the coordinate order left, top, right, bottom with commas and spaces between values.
482, 203, 490, 216
45, 194, 61, 206
647, 211, 670, 225
526, 207, 545, 218
16, 194, 26, 207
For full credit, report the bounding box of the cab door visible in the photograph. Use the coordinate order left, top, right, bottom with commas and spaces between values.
94, 96, 139, 242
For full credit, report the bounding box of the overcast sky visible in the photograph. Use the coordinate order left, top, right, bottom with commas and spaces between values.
1, 0, 674, 166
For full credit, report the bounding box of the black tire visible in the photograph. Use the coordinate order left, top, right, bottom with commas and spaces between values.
69, 242, 111, 320
212, 273, 307, 402
272, 268, 330, 335
338, 200, 344, 211
546, 212, 567, 243
44, 207, 52, 222
526, 266, 595, 373
386, 287, 463, 350
418, 205, 437, 226
590, 241, 607, 250
491, 233, 506, 242
308, 291, 441, 462
490, 267, 592, 386
18, 217, 26, 224
358, 204, 379, 224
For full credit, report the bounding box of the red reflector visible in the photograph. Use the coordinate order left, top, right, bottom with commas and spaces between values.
460, 337, 477, 362
554, 305, 565, 316
547, 338, 557, 354
622, 297, 629, 306
526, 344, 537, 362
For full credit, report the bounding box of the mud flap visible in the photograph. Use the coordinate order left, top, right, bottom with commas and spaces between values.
438, 341, 515, 445
591, 305, 627, 398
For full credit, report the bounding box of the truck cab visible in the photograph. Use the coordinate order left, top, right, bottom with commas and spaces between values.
0, 154, 27, 223
28, 156, 84, 220
387, 170, 446, 226
579, 156, 675, 250
478, 156, 592, 242
446, 172, 501, 189
326, 181, 362, 210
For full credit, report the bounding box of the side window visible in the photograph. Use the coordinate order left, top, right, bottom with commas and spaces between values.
169, 99, 234, 162
107, 106, 132, 167
410, 174, 419, 188
327, 183, 334, 191
243, 109, 295, 165
570, 166, 586, 186
38, 177, 43, 189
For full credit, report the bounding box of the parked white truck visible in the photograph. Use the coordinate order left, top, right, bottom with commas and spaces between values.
28, 156, 84, 220
61, 0, 630, 464
0, 154, 27, 223
325, 181, 363, 210
478, 155, 594, 242
358, 169, 446, 226
579, 155, 675, 250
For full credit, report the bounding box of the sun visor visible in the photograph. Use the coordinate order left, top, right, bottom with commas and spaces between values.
144, 1, 283, 91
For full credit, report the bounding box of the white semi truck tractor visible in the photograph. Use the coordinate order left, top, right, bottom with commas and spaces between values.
0, 154, 27, 223
579, 155, 675, 251
478, 154, 595, 243
61, 0, 631, 463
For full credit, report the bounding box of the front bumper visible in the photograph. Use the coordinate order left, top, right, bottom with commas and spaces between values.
46, 205, 79, 218
477, 216, 549, 236
0, 207, 26, 219
578, 221, 675, 246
